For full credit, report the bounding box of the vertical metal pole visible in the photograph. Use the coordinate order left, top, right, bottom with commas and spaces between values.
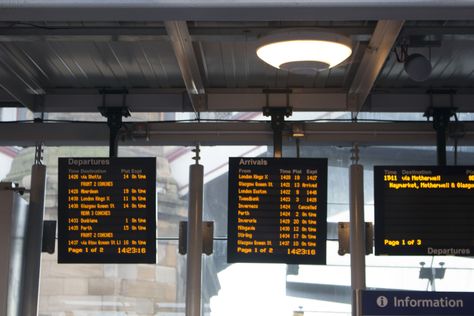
263, 106, 292, 159
0, 183, 28, 316
435, 127, 446, 166
186, 153, 204, 316
350, 146, 366, 316
296, 138, 300, 158
0, 185, 13, 316
99, 106, 130, 158
273, 128, 283, 158
21, 163, 46, 316
428, 107, 455, 167
430, 268, 437, 291
8, 186, 28, 316
109, 127, 119, 158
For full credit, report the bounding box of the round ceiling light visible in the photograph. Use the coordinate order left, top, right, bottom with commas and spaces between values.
256, 30, 353, 73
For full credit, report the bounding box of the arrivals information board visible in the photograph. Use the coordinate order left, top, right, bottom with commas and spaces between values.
227, 157, 327, 264
58, 157, 156, 263
374, 166, 474, 256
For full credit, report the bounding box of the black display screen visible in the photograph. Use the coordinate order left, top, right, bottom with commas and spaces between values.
374, 165, 474, 256
58, 157, 156, 263
227, 157, 327, 264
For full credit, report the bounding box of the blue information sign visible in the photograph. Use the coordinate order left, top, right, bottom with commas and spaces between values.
362, 290, 474, 315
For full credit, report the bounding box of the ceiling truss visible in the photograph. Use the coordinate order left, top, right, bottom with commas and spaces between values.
1, 1, 474, 21
1, 121, 473, 147
164, 21, 206, 114
348, 20, 405, 115
16, 89, 474, 113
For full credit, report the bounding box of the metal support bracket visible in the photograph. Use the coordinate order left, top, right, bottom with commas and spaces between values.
1, 182, 29, 195
424, 106, 456, 166
34, 142, 44, 165
42, 220, 56, 254
99, 106, 131, 157
178, 221, 214, 256
419, 261, 446, 291
192, 144, 201, 164
263, 106, 292, 158
337, 222, 374, 255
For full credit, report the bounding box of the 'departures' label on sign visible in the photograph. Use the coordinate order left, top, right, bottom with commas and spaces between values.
227, 157, 328, 264
58, 157, 156, 263
374, 165, 474, 256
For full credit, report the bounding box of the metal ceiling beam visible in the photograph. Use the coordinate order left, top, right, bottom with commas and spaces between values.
165, 21, 206, 114
2, 121, 474, 147
1, 1, 474, 21
0, 26, 168, 37
1, 24, 473, 42
0, 25, 375, 42
36, 89, 349, 112
37, 90, 194, 112
348, 20, 404, 115
30, 89, 474, 113
207, 92, 347, 112
364, 92, 469, 112
0, 33, 368, 44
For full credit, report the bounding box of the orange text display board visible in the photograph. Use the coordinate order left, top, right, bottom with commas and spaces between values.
227, 157, 327, 264
58, 157, 156, 263
374, 165, 474, 256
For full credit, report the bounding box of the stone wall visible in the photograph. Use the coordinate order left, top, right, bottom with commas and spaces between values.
6, 146, 189, 316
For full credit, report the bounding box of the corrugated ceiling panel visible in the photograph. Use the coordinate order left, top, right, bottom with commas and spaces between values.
0, 40, 183, 90
376, 36, 474, 90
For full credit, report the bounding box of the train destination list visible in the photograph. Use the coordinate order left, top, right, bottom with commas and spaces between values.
227, 157, 327, 264
58, 157, 156, 263
374, 165, 474, 256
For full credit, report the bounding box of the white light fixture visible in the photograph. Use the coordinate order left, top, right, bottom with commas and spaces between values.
256, 30, 352, 74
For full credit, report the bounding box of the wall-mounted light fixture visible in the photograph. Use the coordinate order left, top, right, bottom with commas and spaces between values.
256, 30, 352, 74
394, 43, 432, 82
404, 53, 432, 82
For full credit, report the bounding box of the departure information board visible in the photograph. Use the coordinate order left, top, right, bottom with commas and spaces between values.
374, 166, 474, 256
58, 158, 156, 263
227, 157, 327, 264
